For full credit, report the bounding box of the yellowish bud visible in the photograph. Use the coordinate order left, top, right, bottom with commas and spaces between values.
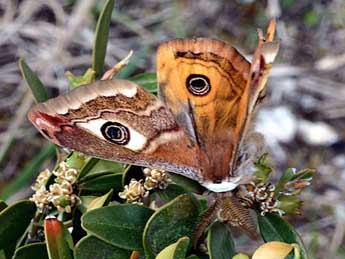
232, 253, 250, 259
252, 241, 294, 259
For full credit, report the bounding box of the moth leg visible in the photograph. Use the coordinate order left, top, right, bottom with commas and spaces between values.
192, 197, 219, 249
193, 193, 258, 250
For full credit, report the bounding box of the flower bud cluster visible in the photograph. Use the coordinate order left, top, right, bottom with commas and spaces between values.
237, 182, 284, 216
30, 162, 80, 213
119, 168, 171, 204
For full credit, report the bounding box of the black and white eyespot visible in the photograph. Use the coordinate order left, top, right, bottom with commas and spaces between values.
101, 121, 130, 145
186, 74, 211, 96
76, 118, 148, 151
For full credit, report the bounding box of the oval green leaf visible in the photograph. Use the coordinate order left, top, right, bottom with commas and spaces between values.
77, 157, 100, 180
82, 204, 154, 250
0, 200, 36, 250
74, 235, 131, 259
207, 222, 236, 259
78, 159, 124, 181
156, 184, 187, 203
87, 189, 113, 211
92, 0, 115, 77
257, 213, 308, 259
156, 236, 190, 259
44, 218, 73, 259
13, 242, 48, 259
168, 173, 205, 194
79, 173, 122, 193
143, 194, 200, 259
129, 73, 157, 93
19, 59, 48, 103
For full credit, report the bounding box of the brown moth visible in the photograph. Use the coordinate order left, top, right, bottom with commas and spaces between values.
28, 19, 279, 240
29, 19, 279, 192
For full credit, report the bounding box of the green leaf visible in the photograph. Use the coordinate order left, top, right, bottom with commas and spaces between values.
253, 154, 273, 183
276, 168, 315, 194
278, 195, 303, 215
65, 152, 88, 171
13, 243, 48, 259
78, 159, 123, 181
0, 143, 56, 200
0, 201, 7, 212
156, 184, 188, 203
65, 68, 96, 89
0, 243, 15, 259
87, 189, 114, 211
279, 168, 295, 183
207, 222, 236, 259
290, 169, 316, 181
74, 235, 131, 259
79, 173, 122, 193
92, 0, 116, 77
143, 194, 200, 259
78, 196, 98, 214
129, 73, 157, 93
77, 157, 100, 180
82, 204, 154, 250
168, 173, 205, 194
257, 213, 308, 259
156, 236, 190, 259
19, 59, 48, 103
0, 200, 36, 250
44, 218, 73, 259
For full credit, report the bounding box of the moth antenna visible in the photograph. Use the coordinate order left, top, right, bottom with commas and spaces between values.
218, 196, 258, 240
192, 199, 219, 249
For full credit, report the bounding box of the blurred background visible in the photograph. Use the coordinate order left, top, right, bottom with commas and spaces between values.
0, 0, 344, 258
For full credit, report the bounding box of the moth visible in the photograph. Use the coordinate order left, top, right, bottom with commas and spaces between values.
28, 20, 279, 242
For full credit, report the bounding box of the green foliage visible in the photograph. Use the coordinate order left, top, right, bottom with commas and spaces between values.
13, 243, 48, 259
78, 173, 123, 193
143, 194, 200, 258
0, 201, 36, 249
156, 236, 190, 259
6, 1, 316, 258
82, 204, 154, 251
129, 72, 157, 93
258, 213, 308, 259
0, 201, 7, 212
65, 69, 96, 90
92, 0, 115, 77
252, 153, 273, 183
74, 235, 130, 259
207, 222, 236, 259
19, 59, 48, 103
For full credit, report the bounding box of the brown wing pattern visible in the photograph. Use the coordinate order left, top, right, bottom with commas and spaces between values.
28, 80, 204, 182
